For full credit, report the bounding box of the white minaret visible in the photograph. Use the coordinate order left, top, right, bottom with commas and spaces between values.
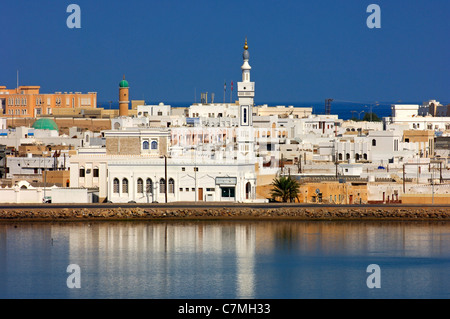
238, 38, 254, 126
237, 38, 255, 160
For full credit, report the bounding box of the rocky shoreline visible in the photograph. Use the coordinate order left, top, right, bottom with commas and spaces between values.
0, 206, 449, 221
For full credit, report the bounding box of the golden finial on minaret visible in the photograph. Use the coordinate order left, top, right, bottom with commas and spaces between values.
244, 37, 248, 50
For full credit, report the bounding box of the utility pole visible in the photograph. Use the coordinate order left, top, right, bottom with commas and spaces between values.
164, 155, 168, 203
298, 154, 302, 173
43, 157, 47, 203
403, 164, 406, 193
431, 162, 434, 205
335, 151, 338, 178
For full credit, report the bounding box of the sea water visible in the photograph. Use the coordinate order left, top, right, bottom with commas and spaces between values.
0, 220, 449, 299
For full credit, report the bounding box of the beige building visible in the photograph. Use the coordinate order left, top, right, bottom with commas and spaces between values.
0, 85, 97, 118
403, 130, 435, 157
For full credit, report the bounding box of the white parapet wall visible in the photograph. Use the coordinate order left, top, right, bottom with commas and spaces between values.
0, 181, 90, 203
51, 188, 89, 203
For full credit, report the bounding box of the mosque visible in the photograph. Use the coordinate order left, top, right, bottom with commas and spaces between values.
70, 39, 262, 203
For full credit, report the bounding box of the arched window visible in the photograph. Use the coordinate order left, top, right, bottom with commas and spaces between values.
142, 141, 149, 150
168, 178, 175, 194
245, 182, 251, 200
346, 153, 350, 161
151, 140, 158, 150
137, 178, 143, 193
160, 178, 166, 194
364, 153, 368, 160
338, 153, 343, 161
355, 154, 360, 161
372, 139, 376, 146
113, 178, 120, 193
146, 178, 153, 194
122, 178, 128, 193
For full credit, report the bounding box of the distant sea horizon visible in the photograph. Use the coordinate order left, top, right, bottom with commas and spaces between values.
97, 100, 444, 120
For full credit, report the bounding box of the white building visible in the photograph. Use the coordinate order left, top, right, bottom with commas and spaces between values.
188, 102, 239, 119
137, 102, 171, 117
253, 104, 312, 118
384, 102, 450, 132
107, 156, 256, 203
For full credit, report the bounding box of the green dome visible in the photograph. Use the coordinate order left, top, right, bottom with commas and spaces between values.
32, 118, 59, 131
119, 79, 129, 88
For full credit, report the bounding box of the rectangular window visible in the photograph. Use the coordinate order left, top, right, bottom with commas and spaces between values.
93, 168, 99, 177
79, 169, 85, 177
221, 187, 235, 198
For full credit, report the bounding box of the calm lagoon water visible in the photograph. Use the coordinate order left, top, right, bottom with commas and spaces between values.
0, 220, 449, 299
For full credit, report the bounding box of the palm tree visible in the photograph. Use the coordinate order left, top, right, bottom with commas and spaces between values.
270, 175, 300, 202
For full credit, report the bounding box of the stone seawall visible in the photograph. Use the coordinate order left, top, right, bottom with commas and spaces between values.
0, 206, 449, 221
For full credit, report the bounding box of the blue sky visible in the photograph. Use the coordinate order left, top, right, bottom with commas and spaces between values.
1, 0, 449, 105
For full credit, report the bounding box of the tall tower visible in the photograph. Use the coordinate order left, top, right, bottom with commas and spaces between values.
237, 38, 255, 159
238, 38, 254, 126
119, 75, 129, 117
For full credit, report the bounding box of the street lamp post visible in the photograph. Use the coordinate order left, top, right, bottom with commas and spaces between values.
358, 110, 365, 120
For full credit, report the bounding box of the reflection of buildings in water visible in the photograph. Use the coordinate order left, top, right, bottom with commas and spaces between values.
61, 221, 449, 298
247, 221, 450, 258
65, 222, 258, 297
65, 220, 450, 261
235, 224, 256, 298
0, 221, 448, 298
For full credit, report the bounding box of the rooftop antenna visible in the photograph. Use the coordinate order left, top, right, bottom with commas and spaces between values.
223, 80, 226, 103
230, 81, 233, 103
325, 98, 333, 115
17, 70, 19, 89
